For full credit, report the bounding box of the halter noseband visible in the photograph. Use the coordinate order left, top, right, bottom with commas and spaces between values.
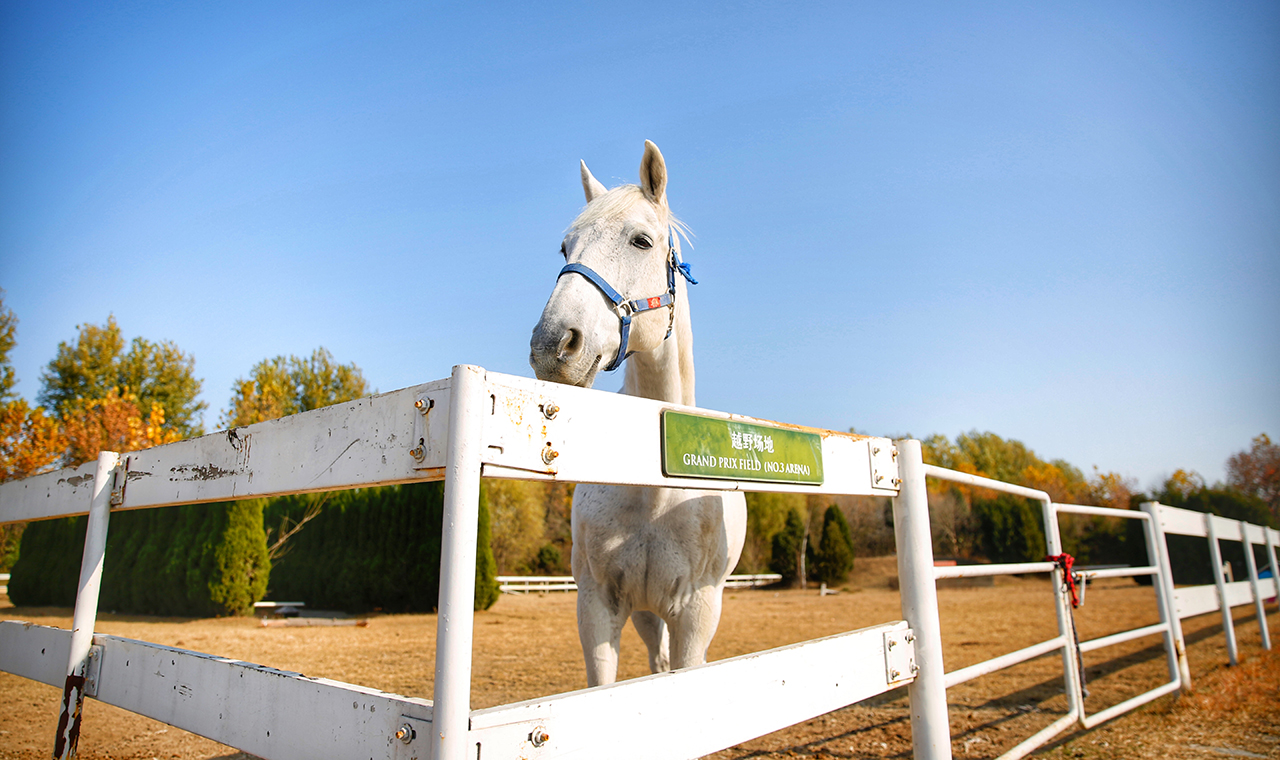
557, 228, 698, 372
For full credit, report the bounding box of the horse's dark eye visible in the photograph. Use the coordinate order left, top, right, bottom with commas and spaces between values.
632, 235, 653, 250
560, 242, 567, 258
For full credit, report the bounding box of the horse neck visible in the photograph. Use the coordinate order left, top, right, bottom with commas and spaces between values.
621, 288, 695, 406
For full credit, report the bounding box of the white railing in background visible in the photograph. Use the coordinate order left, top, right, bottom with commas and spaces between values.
496, 573, 782, 594
0, 364, 1276, 760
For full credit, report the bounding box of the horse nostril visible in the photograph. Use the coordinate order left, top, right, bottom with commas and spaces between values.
558, 328, 582, 360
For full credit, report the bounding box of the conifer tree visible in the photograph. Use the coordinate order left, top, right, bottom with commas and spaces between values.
811, 505, 855, 584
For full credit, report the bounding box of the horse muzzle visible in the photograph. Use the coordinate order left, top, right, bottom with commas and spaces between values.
530, 320, 605, 388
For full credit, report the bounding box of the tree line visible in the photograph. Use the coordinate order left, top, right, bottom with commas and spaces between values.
2, 290, 1276, 608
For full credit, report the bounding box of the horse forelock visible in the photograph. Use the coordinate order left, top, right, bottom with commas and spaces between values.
568, 184, 692, 253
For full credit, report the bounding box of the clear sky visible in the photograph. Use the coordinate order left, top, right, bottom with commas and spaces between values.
1, 2, 1276, 489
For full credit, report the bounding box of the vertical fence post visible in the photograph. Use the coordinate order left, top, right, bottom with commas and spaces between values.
432, 365, 487, 760
892, 439, 952, 760
54, 451, 120, 760
1204, 513, 1238, 666
1142, 502, 1191, 689
1266, 530, 1280, 604
1240, 525, 1270, 650
1039, 499, 1085, 723
1137, 507, 1185, 690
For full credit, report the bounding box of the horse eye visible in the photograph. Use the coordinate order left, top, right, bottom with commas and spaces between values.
560, 242, 567, 258
632, 235, 653, 250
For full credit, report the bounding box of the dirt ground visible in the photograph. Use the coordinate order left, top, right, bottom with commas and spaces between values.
2, 556, 1277, 759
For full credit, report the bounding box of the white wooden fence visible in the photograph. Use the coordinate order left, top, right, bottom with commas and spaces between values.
0, 364, 1276, 760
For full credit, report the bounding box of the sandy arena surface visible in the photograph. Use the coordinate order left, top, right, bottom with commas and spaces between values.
1, 556, 1277, 759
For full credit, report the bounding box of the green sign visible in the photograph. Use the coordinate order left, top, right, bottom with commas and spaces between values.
661, 411, 824, 485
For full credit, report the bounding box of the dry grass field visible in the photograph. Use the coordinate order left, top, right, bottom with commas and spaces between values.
1, 556, 1277, 759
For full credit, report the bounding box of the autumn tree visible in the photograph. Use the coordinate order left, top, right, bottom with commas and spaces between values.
0, 402, 66, 481
221, 348, 369, 427
0, 293, 67, 570
39, 315, 206, 438
61, 388, 182, 467
0, 293, 65, 480
1226, 434, 1279, 522
484, 478, 549, 574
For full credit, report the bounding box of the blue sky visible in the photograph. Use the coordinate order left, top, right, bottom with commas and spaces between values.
1, 2, 1276, 488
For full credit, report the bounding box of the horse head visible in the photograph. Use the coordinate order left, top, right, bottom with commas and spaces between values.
530, 140, 688, 388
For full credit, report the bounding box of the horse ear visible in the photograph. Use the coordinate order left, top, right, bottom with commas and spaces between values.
639, 140, 667, 205
581, 160, 607, 203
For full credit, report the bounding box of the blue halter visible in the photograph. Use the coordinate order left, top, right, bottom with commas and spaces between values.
557, 228, 698, 372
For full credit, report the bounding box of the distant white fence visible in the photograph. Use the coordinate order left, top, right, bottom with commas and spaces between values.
0, 364, 1275, 760
496, 573, 782, 594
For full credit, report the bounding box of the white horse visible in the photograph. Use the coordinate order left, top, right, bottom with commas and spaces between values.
530, 141, 748, 687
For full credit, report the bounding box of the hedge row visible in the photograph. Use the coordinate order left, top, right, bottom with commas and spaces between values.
9, 501, 269, 616
264, 481, 499, 613
9, 480, 499, 616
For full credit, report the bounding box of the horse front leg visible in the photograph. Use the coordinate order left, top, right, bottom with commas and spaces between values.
630, 610, 671, 673
577, 584, 628, 687
667, 585, 725, 670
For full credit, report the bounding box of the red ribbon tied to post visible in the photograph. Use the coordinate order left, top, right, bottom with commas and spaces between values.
1045, 553, 1080, 608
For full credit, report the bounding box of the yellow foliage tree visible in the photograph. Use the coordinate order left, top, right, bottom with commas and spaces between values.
1163, 469, 1205, 501
1020, 461, 1092, 505
221, 349, 368, 428
484, 479, 550, 574
62, 387, 182, 467
1088, 469, 1136, 511
0, 399, 67, 482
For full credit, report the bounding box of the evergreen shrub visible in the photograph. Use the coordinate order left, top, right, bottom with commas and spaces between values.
9, 501, 269, 616
810, 505, 855, 584
265, 481, 499, 612
769, 509, 807, 585
972, 494, 1045, 564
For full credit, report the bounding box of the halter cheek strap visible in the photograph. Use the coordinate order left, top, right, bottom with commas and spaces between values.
557, 228, 697, 372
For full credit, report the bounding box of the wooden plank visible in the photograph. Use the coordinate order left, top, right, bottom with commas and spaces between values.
0, 460, 98, 524
0, 622, 435, 760
1157, 505, 1208, 538
1223, 580, 1254, 608
1175, 585, 1219, 619
1209, 514, 1244, 542
1174, 581, 1258, 619
0, 620, 70, 687
469, 621, 911, 760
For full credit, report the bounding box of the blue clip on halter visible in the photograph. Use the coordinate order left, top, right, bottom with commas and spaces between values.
557, 228, 697, 372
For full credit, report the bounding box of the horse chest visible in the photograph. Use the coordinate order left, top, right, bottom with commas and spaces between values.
573, 485, 727, 608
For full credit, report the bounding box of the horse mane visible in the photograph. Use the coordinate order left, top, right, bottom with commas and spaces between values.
569, 184, 693, 253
